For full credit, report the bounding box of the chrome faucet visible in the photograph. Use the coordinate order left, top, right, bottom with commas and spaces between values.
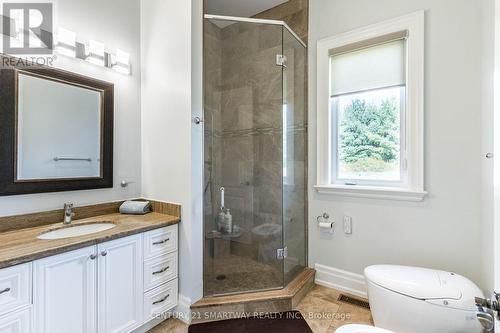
475, 294, 498, 332
63, 203, 75, 224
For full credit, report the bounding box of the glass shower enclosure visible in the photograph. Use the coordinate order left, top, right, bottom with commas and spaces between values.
203, 15, 307, 297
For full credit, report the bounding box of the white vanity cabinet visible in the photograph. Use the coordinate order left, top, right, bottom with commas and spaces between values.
142, 226, 178, 323
97, 235, 143, 333
34, 235, 144, 333
0, 263, 32, 316
0, 307, 33, 333
0, 263, 33, 333
0, 223, 179, 333
34, 246, 97, 333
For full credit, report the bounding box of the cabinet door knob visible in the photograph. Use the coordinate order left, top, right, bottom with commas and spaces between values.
89, 254, 97, 260
101, 250, 107, 257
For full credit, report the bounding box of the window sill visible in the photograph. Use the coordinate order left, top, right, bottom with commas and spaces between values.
314, 184, 427, 202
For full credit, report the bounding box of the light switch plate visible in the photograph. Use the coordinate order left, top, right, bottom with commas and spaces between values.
343, 216, 352, 234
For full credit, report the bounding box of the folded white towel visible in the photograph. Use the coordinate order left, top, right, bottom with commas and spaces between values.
119, 200, 151, 215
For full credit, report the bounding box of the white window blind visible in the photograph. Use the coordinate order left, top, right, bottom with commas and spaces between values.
330, 39, 406, 97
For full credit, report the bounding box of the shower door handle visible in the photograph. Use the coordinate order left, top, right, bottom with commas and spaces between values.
220, 187, 225, 210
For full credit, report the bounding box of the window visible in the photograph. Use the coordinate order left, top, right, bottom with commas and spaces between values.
331, 39, 406, 186
316, 11, 426, 201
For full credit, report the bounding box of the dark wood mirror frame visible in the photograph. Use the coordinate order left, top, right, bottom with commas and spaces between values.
0, 55, 114, 196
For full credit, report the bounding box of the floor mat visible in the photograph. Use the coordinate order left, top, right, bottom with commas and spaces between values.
188, 311, 313, 333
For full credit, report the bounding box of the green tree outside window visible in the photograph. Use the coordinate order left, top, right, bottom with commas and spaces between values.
339, 97, 400, 173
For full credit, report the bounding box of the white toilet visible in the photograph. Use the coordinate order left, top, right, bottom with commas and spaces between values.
336, 325, 394, 333
336, 265, 484, 333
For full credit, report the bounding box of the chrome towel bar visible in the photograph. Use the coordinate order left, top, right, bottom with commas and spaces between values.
54, 157, 92, 162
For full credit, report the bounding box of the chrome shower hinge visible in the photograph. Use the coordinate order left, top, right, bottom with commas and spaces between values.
276, 54, 287, 68
277, 246, 288, 260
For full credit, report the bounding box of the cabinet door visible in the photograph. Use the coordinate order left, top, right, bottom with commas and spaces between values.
98, 235, 143, 333
34, 246, 97, 333
0, 307, 32, 333
0, 263, 32, 315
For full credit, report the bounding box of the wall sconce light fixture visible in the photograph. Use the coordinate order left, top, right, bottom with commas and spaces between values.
55, 28, 76, 57
86, 40, 105, 66
54, 28, 132, 75
109, 50, 131, 75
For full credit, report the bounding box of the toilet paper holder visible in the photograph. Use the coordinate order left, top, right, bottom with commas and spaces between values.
317, 213, 330, 223
317, 212, 334, 233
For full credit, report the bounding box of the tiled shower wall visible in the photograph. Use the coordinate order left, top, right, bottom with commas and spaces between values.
203, 20, 222, 221
203, 15, 307, 295
254, 0, 309, 44
205, 20, 284, 255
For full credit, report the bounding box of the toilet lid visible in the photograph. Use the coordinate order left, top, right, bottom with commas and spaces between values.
335, 324, 395, 333
364, 265, 462, 300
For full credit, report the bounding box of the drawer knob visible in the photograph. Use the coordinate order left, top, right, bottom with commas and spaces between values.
152, 294, 170, 305
152, 266, 170, 275
0, 287, 11, 295
153, 238, 170, 246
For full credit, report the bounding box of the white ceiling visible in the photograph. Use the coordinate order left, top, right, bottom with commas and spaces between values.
205, 0, 289, 17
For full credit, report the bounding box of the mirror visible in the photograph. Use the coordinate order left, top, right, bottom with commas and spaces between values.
0, 55, 114, 196
16, 72, 103, 180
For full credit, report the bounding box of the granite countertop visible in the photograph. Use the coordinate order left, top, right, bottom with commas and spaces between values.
0, 212, 180, 269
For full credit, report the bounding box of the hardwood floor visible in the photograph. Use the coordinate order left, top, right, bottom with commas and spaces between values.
148, 285, 373, 333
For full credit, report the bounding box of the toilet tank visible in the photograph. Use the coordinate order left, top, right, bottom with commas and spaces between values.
364, 265, 484, 333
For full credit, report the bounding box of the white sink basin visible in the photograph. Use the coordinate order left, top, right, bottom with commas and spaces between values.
37, 222, 116, 240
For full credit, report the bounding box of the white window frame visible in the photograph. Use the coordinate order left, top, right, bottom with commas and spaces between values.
315, 11, 427, 201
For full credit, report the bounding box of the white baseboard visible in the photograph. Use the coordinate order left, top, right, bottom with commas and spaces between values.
314, 264, 368, 299
174, 294, 192, 324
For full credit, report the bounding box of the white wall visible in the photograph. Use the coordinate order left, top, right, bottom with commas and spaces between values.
0, 0, 142, 215
482, 0, 495, 293
493, 0, 500, 292
309, 0, 490, 288
191, 0, 205, 306
141, 0, 204, 309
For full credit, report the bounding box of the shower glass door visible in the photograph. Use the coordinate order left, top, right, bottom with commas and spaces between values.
282, 28, 307, 285
203, 17, 285, 296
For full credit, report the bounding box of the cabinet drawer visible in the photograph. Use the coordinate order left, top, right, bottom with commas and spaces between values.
0, 307, 32, 333
143, 279, 178, 323
144, 252, 177, 292
143, 225, 178, 259
0, 264, 31, 316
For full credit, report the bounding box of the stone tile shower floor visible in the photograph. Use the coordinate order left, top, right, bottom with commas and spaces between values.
204, 254, 282, 295
148, 285, 373, 333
